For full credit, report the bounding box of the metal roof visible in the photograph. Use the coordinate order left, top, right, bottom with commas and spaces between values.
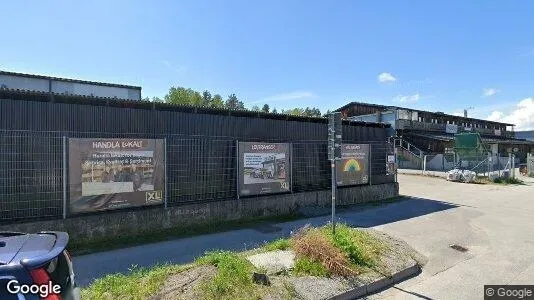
336, 101, 515, 126
406, 132, 534, 145
0, 70, 141, 90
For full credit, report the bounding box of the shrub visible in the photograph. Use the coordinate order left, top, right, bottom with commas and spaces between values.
322, 224, 382, 268
292, 227, 355, 277
263, 238, 291, 251
293, 257, 329, 277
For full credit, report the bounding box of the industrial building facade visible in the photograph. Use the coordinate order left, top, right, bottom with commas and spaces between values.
0, 70, 141, 101
338, 102, 534, 161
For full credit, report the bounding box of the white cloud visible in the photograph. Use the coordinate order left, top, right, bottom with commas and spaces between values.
484, 98, 534, 130
486, 111, 504, 121
378, 72, 396, 83
393, 93, 420, 103
483, 88, 499, 97
250, 91, 318, 104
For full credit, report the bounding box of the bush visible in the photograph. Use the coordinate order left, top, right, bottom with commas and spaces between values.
263, 238, 291, 251
292, 227, 355, 277
322, 224, 382, 268
293, 257, 329, 277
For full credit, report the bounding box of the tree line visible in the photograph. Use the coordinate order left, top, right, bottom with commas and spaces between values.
143, 86, 325, 117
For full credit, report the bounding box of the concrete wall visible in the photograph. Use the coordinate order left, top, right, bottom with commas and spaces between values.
1, 183, 398, 242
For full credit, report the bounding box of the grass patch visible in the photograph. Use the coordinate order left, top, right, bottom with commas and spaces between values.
81, 264, 186, 300
82, 224, 388, 299
292, 257, 329, 277
262, 238, 291, 251
323, 224, 383, 269
69, 213, 301, 256
291, 224, 384, 277
196, 250, 263, 300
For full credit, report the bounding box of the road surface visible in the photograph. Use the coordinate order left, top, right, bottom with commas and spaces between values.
73, 174, 534, 300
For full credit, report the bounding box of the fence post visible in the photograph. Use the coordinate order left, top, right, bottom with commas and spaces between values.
512, 154, 515, 178
422, 155, 427, 175
236, 140, 240, 199
62, 136, 67, 219
508, 153, 512, 176
369, 143, 372, 185
164, 137, 168, 209
487, 153, 493, 179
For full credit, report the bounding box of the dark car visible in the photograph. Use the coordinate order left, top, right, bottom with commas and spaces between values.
0, 231, 80, 300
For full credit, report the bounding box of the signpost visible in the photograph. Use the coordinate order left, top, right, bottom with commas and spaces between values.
328, 112, 342, 234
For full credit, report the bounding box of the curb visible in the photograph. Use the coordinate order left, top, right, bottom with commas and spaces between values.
329, 264, 422, 300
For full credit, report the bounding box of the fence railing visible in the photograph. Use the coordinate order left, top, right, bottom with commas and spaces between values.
398, 151, 521, 177
0, 130, 395, 223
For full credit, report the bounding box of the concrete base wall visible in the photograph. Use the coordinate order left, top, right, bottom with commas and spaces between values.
1, 183, 398, 242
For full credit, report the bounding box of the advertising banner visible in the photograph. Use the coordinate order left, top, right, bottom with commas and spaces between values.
238, 142, 291, 196
336, 144, 370, 186
445, 124, 458, 134
68, 138, 165, 214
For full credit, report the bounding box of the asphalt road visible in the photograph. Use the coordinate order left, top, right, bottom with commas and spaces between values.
369, 174, 534, 299
73, 174, 534, 300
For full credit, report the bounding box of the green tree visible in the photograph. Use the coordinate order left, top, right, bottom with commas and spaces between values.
165, 86, 203, 106
281, 107, 322, 117
211, 94, 225, 108
272, 108, 278, 114
251, 105, 261, 111
225, 94, 245, 110
202, 90, 212, 106
262, 104, 270, 113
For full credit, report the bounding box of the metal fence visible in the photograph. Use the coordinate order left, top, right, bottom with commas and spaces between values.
0, 129, 395, 223
398, 151, 522, 176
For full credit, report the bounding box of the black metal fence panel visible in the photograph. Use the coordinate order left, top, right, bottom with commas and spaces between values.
0, 98, 393, 222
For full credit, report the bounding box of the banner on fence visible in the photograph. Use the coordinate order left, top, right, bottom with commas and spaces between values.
445, 124, 458, 134
336, 144, 370, 186
238, 142, 291, 196
68, 138, 165, 213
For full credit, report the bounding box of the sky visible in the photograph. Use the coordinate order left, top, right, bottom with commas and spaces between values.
1, 0, 534, 130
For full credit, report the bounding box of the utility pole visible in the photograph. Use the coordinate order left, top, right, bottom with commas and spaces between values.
328, 112, 342, 235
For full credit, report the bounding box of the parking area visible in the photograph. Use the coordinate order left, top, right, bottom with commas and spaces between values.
370, 174, 534, 299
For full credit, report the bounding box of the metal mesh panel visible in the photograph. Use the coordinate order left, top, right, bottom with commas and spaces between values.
0, 131, 63, 220
1, 94, 397, 223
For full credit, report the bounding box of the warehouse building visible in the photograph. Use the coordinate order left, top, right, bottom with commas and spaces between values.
337, 102, 534, 161
0, 70, 141, 101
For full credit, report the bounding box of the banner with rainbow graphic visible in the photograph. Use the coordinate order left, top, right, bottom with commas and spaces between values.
336, 144, 369, 186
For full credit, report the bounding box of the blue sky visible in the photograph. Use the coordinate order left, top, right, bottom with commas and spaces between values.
1, 0, 534, 129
